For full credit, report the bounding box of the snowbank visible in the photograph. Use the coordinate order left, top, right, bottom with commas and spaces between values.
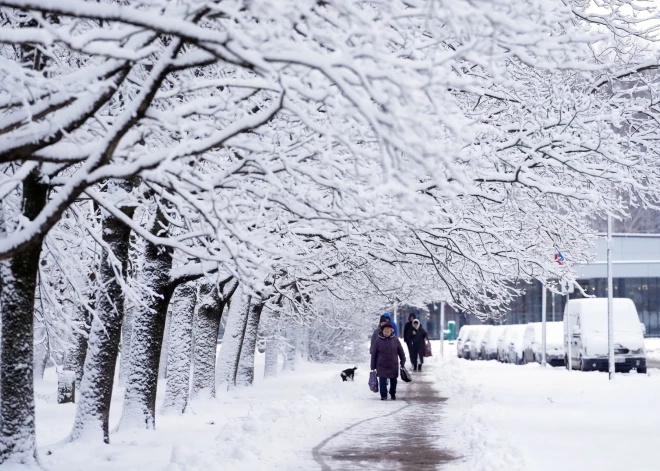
645, 337, 660, 362
436, 342, 660, 471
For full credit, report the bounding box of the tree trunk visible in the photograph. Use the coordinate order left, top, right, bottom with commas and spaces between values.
118, 303, 135, 386
263, 310, 282, 379
236, 301, 264, 387
118, 205, 173, 431
302, 325, 311, 362
63, 306, 91, 391
33, 330, 49, 380
70, 198, 135, 443
0, 170, 48, 465
161, 282, 196, 414
282, 321, 297, 372
158, 310, 172, 380
191, 280, 235, 399
215, 286, 250, 392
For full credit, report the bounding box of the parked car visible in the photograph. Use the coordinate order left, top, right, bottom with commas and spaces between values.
564, 298, 646, 373
462, 327, 480, 359
468, 326, 491, 360
497, 324, 527, 363
522, 322, 564, 366
456, 325, 475, 359
503, 325, 526, 364
497, 326, 512, 362
481, 325, 505, 360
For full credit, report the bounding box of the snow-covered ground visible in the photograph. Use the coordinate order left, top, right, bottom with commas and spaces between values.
646, 337, 660, 363
437, 342, 660, 471
34, 352, 376, 471
33, 340, 660, 471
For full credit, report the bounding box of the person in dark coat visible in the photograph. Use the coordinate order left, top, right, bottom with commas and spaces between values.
370, 314, 389, 354
409, 319, 428, 371
382, 312, 398, 337
370, 322, 406, 400
403, 313, 416, 364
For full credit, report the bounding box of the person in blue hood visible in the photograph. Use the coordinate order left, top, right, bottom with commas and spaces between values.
382, 313, 398, 337
370, 313, 399, 353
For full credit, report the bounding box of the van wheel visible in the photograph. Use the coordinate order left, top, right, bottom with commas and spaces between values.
580, 357, 590, 372
637, 367, 647, 374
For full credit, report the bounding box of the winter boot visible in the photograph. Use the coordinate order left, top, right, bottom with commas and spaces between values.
418, 365, 422, 372
413, 365, 418, 371
390, 394, 396, 401
381, 397, 387, 401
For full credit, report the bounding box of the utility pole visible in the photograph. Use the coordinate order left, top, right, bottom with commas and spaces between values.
440, 302, 445, 358
552, 291, 555, 323
541, 284, 547, 366
607, 214, 615, 380
565, 281, 572, 372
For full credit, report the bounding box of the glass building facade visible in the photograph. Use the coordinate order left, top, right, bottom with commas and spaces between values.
418, 234, 660, 338
494, 278, 660, 336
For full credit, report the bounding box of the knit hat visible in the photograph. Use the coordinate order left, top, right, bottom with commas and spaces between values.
379, 315, 388, 324
413, 319, 420, 325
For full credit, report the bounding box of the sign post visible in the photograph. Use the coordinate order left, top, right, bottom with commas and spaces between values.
562, 280, 572, 372
541, 284, 547, 366
607, 214, 615, 380
552, 291, 555, 322
440, 302, 445, 357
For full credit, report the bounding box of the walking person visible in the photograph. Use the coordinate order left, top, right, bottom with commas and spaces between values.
382, 312, 398, 337
403, 313, 416, 364
409, 319, 428, 371
370, 314, 390, 354
370, 322, 406, 401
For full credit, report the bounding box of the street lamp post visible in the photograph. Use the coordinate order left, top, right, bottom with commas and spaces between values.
607, 214, 615, 380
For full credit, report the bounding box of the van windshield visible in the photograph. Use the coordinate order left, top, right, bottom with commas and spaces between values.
579, 300, 641, 334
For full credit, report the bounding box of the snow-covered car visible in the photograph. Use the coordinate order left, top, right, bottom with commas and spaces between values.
522, 322, 564, 366
564, 298, 646, 373
456, 325, 475, 359
468, 326, 491, 360
481, 325, 506, 361
503, 325, 526, 364
497, 326, 516, 362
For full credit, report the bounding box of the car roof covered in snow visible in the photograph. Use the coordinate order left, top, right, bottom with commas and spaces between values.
526, 322, 563, 347
567, 298, 641, 334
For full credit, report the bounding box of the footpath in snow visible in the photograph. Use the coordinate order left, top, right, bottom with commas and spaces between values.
313, 367, 454, 470
436, 341, 660, 471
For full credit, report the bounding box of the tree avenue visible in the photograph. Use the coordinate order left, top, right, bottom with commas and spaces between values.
0, 0, 659, 466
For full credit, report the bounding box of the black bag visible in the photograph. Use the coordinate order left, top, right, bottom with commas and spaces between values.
400, 366, 412, 383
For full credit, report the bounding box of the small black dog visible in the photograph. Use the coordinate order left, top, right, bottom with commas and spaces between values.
340, 367, 357, 382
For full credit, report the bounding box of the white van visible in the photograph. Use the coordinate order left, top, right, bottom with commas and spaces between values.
564, 298, 646, 373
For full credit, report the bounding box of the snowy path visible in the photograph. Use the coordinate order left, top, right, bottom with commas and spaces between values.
312, 370, 455, 470
647, 359, 660, 369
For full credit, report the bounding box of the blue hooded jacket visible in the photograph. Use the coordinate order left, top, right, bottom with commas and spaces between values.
382, 312, 398, 337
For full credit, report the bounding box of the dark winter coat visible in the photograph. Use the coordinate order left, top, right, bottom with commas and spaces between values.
370, 333, 406, 379
409, 325, 428, 357
403, 320, 415, 344
370, 326, 381, 354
